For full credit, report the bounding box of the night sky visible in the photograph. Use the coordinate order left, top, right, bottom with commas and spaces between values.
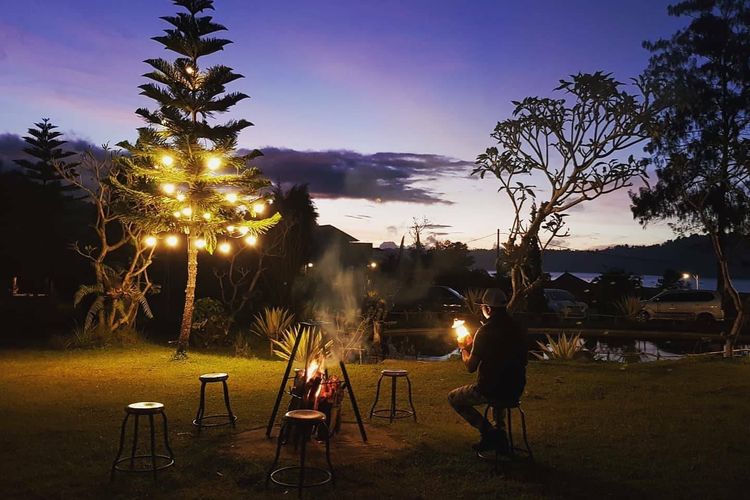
0, 0, 684, 249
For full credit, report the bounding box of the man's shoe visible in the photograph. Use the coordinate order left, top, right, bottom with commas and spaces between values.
472, 431, 499, 452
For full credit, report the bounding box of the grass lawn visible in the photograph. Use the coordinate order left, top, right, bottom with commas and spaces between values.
0, 346, 749, 499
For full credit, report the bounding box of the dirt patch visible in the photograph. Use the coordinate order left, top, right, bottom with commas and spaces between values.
226, 422, 412, 464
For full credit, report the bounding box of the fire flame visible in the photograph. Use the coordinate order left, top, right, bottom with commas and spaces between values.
452, 319, 470, 342
306, 359, 322, 382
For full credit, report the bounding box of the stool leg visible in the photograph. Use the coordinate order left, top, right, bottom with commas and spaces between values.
405, 376, 417, 422
222, 380, 236, 428
149, 414, 157, 481
130, 414, 140, 468
110, 413, 130, 482
389, 376, 397, 423
298, 426, 308, 499
507, 408, 514, 455
161, 411, 174, 460
519, 407, 533, 461
195, 381, 207, 433
322, 421, 335, 485
369, 375, 384, 419
266, 421, 286, 488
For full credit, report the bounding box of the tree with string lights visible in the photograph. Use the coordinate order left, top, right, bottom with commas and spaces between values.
115, 0, 280, 358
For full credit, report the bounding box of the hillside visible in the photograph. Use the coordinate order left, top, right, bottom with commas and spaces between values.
471, 234, 750, 278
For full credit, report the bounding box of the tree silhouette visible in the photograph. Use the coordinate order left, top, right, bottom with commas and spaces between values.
115, 0, 279, 357
631, 0, 750, 356
14, 118, 79, 195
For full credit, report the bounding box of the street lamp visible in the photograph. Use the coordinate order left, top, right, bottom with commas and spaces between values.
682, 272, 699, 290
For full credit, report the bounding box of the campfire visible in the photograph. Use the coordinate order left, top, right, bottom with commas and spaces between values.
286, 358, 345, 438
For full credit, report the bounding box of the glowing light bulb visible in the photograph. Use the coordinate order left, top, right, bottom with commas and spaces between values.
181, 206, 193, 217
244, 235, 258, 246
307, 262, 314, 268
218, 242, 231, 254
253, 202, 266, 214
161, 183, 176, 195
161, 155, 175, 167
166, 235, 179, 247
226, 225, 235, 232
225, 192, 238, 203
173, 211, 181, 218
144, 236, 157, 247
206, 157, 221, 170
195, 238, 207, 249
369, 262, 378, 269
176, 193, 186, 202
202, 212, 212, 220
238, 226, 249, 236
185, 66, 195, 75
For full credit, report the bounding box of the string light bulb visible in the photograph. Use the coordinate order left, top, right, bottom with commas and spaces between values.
194, 238, 207, 249
185, 66, 195, 75
173, 211, 181, 218
244, 234, 258, 246
253, 202, 266, 214
206, 157, 221, 171
181, 206, 193, 217
161, 155, 175, 167
144, 236, 157, 247
218, 242, 231, 254
238, 226, 249, 236
225, 192, 238, 203
166, 235, 179, 247
176, 193, 186, 202
161, 183, 176, 195
202, 212, 212, 220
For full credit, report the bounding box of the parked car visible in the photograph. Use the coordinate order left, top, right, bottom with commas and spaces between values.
638, 289, 724, 323
543, 288, 588, 319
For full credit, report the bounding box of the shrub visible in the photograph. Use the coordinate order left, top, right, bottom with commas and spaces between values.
250, 307, 295, 354
534, 332, 583, 360
271, 324, 333, 364
233, 331, 253, 358
191, 298, 232, 348
614, 295, 642, 319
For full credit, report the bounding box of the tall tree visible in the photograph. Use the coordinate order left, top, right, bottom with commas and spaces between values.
116, 0, 279, 358
631, 0, 750, 356
14, 118, 79, 194
473, 72, 653, 311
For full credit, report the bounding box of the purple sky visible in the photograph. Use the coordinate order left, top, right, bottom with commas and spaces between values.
0, 0, 684, 249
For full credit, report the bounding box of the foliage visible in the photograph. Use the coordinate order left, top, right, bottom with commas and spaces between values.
534, 332, 584, 360
657, 268, 685, 290
190, 297, 231, 348
271, 324, 333, 363
631, 0, 750, 355
64, 324, 140, 349
250, 307, 295, 341
13, 118, 79, 193
233, 331, 253, 358
473, 72, 653, 312
614, 296, 643, 319
590, 269, 643, 314
115, 0, 279, 357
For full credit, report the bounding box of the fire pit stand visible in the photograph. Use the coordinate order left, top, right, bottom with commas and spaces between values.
265, 322, 368, 443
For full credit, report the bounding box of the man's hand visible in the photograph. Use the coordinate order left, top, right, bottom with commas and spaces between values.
458, 334, 473, 350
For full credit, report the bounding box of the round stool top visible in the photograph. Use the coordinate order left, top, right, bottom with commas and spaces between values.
199, 372, 229, 382
284, 409, 326, 422
382, 369, 408, 377
126, 402, 164, 414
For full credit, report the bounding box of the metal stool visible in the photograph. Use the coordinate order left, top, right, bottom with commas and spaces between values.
266, 409, 335, 498
193, 372, 237, 432
478, 400, 533, 471
110, 402, 175, 482
369, 369, 417, 422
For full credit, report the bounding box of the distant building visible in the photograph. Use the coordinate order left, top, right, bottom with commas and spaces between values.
312, 225, 373, 268
549, 272, 590, 301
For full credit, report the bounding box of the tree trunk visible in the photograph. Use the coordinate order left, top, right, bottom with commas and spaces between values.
709, 233, 744, 357
175, 236, 198, 358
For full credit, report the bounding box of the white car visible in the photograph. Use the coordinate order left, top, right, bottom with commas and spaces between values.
543, 288, 588, 319
638, 290, 724, 323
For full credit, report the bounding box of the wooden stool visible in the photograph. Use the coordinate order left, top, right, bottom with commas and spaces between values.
266, 409, 335, 498
369, 369, 417, 422
110, 402, 174, 482
193, 372, 237, 432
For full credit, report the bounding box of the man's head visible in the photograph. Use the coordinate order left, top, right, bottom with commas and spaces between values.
479, 288, 508, 318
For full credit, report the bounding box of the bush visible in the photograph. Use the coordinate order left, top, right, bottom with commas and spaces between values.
271, 324, 333, 364
614, 295, 642, 319
191, 298, 232, 348
250, 307, 295, 354
61, 324, 140, 349
533, 332, 583, 360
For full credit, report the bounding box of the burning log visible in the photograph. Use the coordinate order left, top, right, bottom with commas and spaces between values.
284, 359, 345, 443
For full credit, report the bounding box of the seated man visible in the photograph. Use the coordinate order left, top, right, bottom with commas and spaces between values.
448, 288, 528, 452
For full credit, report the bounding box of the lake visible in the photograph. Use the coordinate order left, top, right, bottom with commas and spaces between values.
548, 272, 750, 293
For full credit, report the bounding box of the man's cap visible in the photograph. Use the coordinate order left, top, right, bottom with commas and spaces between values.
478, 288, 508, 307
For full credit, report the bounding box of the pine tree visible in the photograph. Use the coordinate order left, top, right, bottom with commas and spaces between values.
14, 118, 80, 193
116, 0, 280, 358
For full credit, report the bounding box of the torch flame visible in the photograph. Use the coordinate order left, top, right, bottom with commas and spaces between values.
452, 319, 470, 342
